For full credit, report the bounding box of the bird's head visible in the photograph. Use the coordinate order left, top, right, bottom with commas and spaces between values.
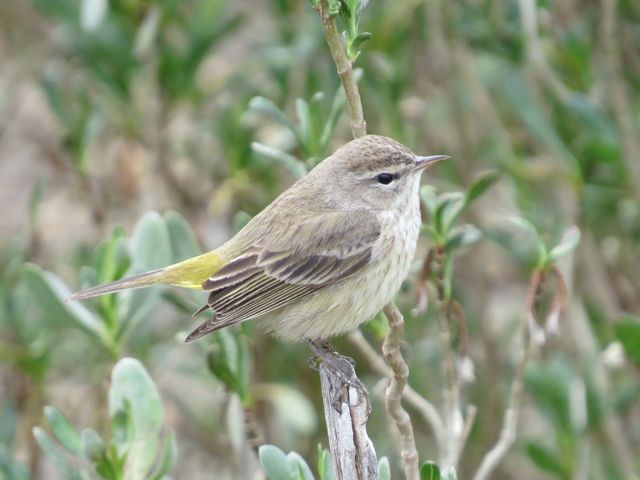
317, 135, 448, 211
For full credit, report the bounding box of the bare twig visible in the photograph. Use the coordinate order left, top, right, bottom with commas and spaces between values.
317, 0, 366, 138
438, 307, 463, 469
472, 269, 540, 480
432, 247, 468, 469
473, 266, 551, 479
382, 302, 419, 480
472, 338, 531, 480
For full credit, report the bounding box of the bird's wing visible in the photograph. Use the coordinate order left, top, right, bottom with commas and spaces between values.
185, 211, 381, 342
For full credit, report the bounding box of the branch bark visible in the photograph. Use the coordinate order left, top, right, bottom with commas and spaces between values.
319, 364, 378, 480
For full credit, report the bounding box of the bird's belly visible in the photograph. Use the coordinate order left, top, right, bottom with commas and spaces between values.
264, 217, 419, 341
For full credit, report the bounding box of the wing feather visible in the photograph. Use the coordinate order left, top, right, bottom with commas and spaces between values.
185, 210, 381, 342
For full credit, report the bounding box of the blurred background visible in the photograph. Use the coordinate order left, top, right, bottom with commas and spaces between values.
1, 0, 639, 478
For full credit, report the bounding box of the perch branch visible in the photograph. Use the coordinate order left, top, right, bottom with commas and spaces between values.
319, 364, 378, 480
382, 302, 419, 480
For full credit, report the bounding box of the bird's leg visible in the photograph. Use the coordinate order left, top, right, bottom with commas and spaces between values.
305, 339, 370, 414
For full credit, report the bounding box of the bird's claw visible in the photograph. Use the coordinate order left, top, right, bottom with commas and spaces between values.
305, 339, 370, 416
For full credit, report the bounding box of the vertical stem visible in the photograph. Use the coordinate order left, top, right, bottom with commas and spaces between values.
382, 303, 419, 480
318, 1, 367, 138
472, 339, 532, 480
434, 247, 464, 468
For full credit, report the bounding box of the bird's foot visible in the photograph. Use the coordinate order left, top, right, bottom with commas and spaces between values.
305, 339, 370, 415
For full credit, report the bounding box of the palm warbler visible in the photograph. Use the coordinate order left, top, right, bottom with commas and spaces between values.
68, 135, 447, 342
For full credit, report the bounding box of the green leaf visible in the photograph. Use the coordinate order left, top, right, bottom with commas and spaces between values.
206, 330, 250, 401
296, 97, 312, 146
508, 217, 548, 265
420, 185, 439, 218
109, 358, 164, 480
434, 192, 465, 235
265, 384, 317, 435
319, 86, 347, 154
252, 142, 307, 178
287, 451, 314, 480
22, 264, 108, 345
249, 96, 296, 133
164, 210, 202, 261
118, 212, 172, 334
34, 427, 83, 480
129, 211, 172, 271
500, 70, 577, 170
526, 443, 569, 479
351, 32, 372, 53
259, 444, 294, 480
465, 171, 500, 206
327, 0, 341, 15
614, 316, 640, 364
317, 446, 334, 480
548, 226, 581, 262
207, 350, 239, 394
81, 0, 108, 31
81, 428, 106, 462
377, 457, 390, 480
441, 467, 458, 480
44, 406, 82, 455
134, 6, 160, 58
148, 431, 177, 480
420, 461, 441, 480
446, 224, 482, 252
0, 446, 30, 480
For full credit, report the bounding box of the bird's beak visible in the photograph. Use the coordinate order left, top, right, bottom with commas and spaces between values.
414, 155, 449, 172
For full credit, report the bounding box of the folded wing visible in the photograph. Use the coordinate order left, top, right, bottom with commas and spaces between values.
185, 210, 381, 342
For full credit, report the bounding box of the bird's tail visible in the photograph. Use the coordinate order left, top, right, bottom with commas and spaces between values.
66, 251, 224, 301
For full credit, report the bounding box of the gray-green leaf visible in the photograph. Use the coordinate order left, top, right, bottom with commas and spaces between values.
548, 226, 580, 262
44, 406, 82, 455
109, 358, 164, 480
259, 444, 295, 480
377, 457, 391, 480
22, 264, 108, 346
252, 142, 307, 178
34, 427, 83, 480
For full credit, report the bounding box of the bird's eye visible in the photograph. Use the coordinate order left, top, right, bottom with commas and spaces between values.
376, 173, 395, 185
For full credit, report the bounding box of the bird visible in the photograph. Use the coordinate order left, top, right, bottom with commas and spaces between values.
67, 135, 447, 345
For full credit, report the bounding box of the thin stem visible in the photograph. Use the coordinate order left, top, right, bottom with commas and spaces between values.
434, 248, 465, 468
472, 338, 532, 480
382, 303, 419, 480
347, 330, 445, 454
318, 1, 366, 138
